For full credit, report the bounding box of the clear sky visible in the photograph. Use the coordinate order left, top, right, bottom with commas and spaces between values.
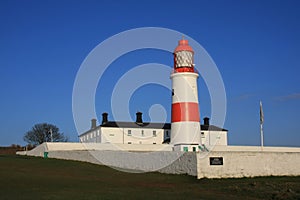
0, 0, 299, 147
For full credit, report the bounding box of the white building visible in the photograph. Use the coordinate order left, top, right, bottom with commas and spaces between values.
79, 112, 171, 145
79, 112, 228, 152
200, 117, 228, 148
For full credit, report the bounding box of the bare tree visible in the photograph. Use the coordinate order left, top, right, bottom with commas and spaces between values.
23, 123, 68, 145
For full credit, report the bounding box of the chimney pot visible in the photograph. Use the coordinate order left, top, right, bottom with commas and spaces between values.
204, 117, 210, 126
136, 112, 143, 124
91, 118, 97, 129
102, 112, 108, 124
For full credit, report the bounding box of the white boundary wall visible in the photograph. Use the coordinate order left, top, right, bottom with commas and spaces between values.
197, 146, 300, 179
16, 142, 196, 176
46, 150, 197, 176
16, 142, 173, 155
17, 143, 300, 178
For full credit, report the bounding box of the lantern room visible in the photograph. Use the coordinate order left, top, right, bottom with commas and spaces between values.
173, 38, 195, 73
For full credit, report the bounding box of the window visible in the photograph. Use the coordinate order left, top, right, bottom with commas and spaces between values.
128, 142, 132, 144
128, 130, 132, 136
153, 142, 156, 144
183, 147, 188, 152
153, 130, 157, 137
192, 147, 196, 152
201, 132, 205, 138
141, 130, 144, 136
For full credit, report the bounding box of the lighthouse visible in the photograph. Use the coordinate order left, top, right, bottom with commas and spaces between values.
170, 38, 201, 151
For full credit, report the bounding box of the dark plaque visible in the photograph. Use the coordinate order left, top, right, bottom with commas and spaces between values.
209, 157, 223, 165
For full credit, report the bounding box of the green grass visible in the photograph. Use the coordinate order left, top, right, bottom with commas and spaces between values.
0, 155, 299, 200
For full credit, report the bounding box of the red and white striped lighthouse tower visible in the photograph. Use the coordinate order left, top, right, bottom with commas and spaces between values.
170, 38, 201, 150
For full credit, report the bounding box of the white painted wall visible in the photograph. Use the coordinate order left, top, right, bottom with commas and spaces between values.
80, 130, 99, 143
209, 145, 300, 152
17, 143, 300, 179
101, 127, 124, 144
16, 142, 174, 154
48, 150, 196, 175
200, 131, 227, 147
79, 126, 170, 145
197, 146, 300, 179
123, 128, 164, 144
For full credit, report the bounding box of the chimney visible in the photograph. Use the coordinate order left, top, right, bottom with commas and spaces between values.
204, 117, 210, 126
91, 118, 97, 129
102, 112, 108, 124
136, 112, 143, 124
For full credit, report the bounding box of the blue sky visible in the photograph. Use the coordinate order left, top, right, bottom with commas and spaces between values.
0, 0, 299, 147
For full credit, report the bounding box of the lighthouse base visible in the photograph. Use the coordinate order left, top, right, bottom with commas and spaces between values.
170, 122, 201, 145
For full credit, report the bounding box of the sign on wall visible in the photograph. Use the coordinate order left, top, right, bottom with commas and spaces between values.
209, 157, 223, 165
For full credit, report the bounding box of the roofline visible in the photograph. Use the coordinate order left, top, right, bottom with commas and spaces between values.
79, 121, 228, 137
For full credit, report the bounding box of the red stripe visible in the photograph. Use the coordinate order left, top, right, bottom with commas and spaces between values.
171, 102, 200, 122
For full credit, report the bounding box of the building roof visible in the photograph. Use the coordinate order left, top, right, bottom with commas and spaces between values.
100, 121, 171, 129
100, 122, 227, 131
79, 121, 227, 137
201, 124, 228, 132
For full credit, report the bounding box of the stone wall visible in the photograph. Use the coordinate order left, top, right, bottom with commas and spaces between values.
197, 150, 300, 179
47, 150, 197, 176
17, 143, 300, 179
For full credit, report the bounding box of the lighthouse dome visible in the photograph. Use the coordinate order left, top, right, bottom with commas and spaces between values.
174, 39, 194, 53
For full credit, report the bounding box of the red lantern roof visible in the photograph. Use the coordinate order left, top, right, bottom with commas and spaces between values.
174, 39, 194, 53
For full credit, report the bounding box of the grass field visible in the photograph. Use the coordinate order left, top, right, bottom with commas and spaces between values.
0, 155, 299, 200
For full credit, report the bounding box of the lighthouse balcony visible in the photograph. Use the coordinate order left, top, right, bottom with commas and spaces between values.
172, 67, 198, 73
